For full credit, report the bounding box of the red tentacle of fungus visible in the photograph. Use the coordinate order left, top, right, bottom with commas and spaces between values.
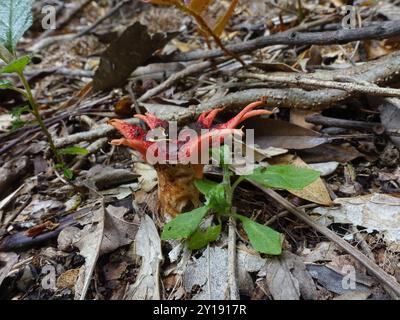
108, 98, 273, 217
196, 107, 225, 129
134, 113, 168, 129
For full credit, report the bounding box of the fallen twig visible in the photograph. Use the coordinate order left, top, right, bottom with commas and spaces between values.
161, 20, 400, 62
75, 0, 134, 38
227, 216, 239, 300
138, 60, 215, 102
305, 114, 384, 133
199, 51, 400, 111
242, 72, 400, 99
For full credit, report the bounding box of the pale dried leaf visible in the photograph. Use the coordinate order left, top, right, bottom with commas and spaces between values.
0, 252, 19, 287
133, 163, 158, 192
74, 206, 104, 300
246, 118, 329, 150
312, 193, 400, 244
124, 215, 163, 300
183, 246, 266, 300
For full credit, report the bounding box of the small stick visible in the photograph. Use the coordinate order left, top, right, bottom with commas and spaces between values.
75, 0, 134, 38
264, 203, 317, 226
138, 60, 216, 102
242, 72, 400, 99
305, 114, 384, 133
161, 20, 400, 62
228, 216, 239, 300
1, 196, 31, 231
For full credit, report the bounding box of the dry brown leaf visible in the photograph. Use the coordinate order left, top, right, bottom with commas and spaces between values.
300, 144, 363, 163
364, 40, 397, 60
93, 22, 176, 91
114, 96, 133, 117
270, 154, 332, 206
57, 269, 80, 290
244, 118, 329, 150
188, 0, 213, 15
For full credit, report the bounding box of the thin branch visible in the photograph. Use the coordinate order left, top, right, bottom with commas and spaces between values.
161, 20, 400, 62
242, 72, 400, 98
138, 60, 215, 102
198, 51, 400, 111
227, 216, 239, 300
75, 0, 134, 38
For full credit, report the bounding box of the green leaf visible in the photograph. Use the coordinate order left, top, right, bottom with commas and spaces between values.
161, 206, 209, 240
0, 55, 30, 74
54, 163, 64, 170
9, 105, 29, 131
63, 168, 74, 180
194, 179, 219, 196
0, 79, 12, 89
59, 146, 89, 156
188, 224, 221, 250
237, 214, 282, 255
10, 105, 29, 117
194, 178, 229, 214
247, 165, 319, 190
0, 0, 34, 53
207, 183, 229, 213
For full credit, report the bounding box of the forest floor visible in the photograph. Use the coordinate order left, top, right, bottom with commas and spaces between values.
0, 0, 400, 300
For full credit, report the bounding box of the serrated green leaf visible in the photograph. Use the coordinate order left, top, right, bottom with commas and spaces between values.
0, 55, 30, 74
247, 165, 319, 190
237, 214, 282, 255
59, 146, 89, 156
0, 0, 34, 53
0, 79, 12, 89
188, 224, 221, 250
161, 206, 209, 240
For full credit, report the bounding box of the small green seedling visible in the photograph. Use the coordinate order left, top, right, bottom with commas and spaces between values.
161, 146, 320, 255
0, 0, 86, 179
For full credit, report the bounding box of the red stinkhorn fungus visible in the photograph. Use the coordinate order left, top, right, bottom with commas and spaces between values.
109, 99, 273, 217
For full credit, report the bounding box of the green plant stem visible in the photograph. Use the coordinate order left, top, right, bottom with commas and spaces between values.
7, 86, 27, 96
297, 0, 305, 22
17, 71, 63, 165
231, 176, 245, 194
222, 165, 233, 210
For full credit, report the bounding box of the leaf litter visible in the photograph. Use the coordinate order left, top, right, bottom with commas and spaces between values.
0, 0, 400, 301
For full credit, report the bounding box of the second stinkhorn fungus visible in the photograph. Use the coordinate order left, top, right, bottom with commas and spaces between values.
109, 99, 273, 217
